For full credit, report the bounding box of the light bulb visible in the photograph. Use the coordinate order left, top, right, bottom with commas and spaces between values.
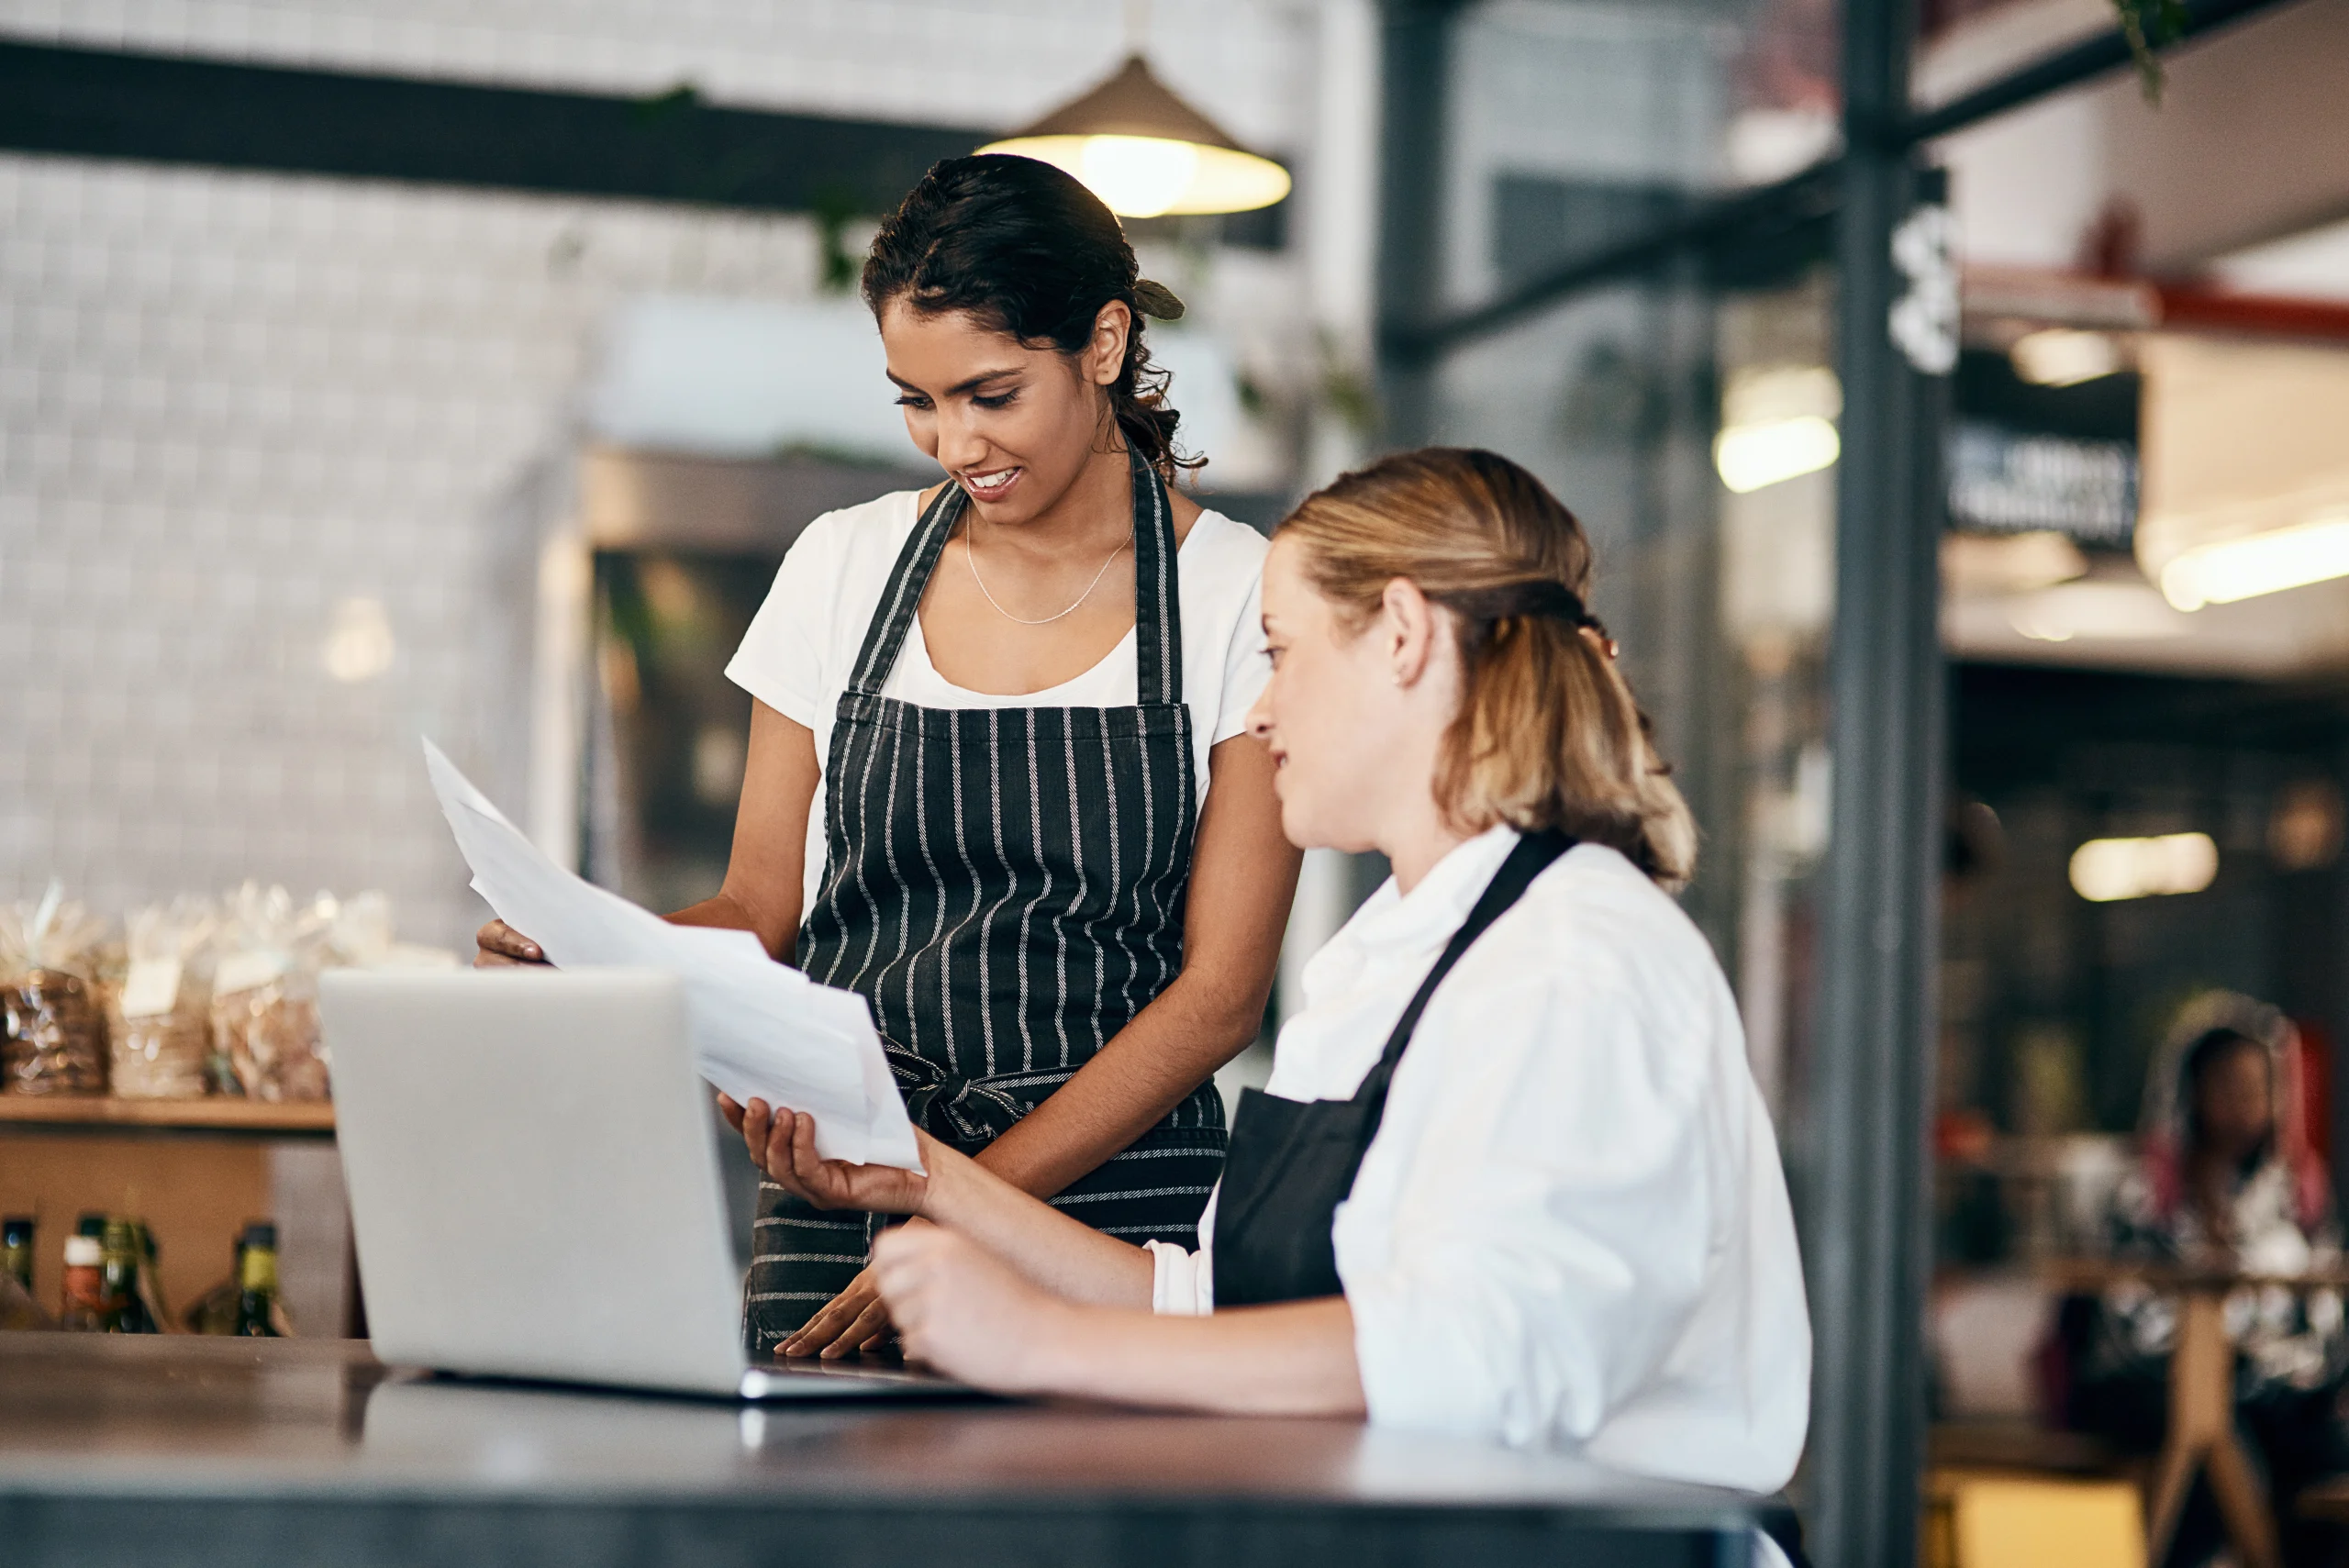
1076, 136, 1199, 218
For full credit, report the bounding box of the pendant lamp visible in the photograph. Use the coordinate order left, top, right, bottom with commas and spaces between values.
978, 53, 1291, 219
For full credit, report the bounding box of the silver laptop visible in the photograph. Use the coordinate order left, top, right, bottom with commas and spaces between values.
320, 967, 974, 1401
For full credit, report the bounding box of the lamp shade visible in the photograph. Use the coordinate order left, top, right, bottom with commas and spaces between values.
978, 54, 1290, 219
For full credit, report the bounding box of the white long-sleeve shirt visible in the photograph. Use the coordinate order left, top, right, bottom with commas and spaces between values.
1149, 826, 1811, 1495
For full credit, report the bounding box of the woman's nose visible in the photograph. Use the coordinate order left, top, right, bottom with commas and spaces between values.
1243, 686, 1272, 740
933, 408, 989, 474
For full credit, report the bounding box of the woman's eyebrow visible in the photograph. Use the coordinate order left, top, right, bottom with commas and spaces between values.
884, 368, 1025, 396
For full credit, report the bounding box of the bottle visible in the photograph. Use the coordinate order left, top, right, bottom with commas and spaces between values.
97, 1217, 155, 1333
130, 1220, 173, 1335
231, 1223, 282, 1338
0, 1217, 46, 1330
2, 1217, 31, 1292
59, 1234, 106, 1329
182, 1233, 247, 1335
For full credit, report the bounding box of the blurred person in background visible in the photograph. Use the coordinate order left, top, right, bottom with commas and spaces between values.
482, 154, 1300, 1359
726, 448, 1811, 1565
2071, 993, 2349, 1565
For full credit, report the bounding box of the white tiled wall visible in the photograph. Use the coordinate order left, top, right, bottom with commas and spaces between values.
0, 152, 824, 942
0, 1, 1315, 946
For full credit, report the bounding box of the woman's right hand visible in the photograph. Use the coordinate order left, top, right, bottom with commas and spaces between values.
718, 1095, 931, 1217
473, 919, 547, 968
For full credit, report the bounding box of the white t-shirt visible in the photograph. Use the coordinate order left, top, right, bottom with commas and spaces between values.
726, 489, 1272, 910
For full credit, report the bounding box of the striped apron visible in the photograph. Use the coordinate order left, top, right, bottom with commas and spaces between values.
744, 449, 1228, 1352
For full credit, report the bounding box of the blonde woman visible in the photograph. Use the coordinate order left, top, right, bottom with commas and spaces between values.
723, 449, 1809, 1518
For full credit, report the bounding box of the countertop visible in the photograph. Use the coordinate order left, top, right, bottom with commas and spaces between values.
0, 1333, 1788, 1566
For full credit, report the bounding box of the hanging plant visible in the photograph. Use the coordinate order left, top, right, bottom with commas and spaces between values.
2113, 0, 2189, 102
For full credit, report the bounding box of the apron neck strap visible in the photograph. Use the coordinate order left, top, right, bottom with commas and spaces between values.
1352, 830, 1578, 1117
846, 447, 1185, 704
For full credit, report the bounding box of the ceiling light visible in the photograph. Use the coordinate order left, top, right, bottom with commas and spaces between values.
2069, 832, 2217, 902
2011, 328, 2124, 387
979, 56, 1290, 217
2157, 509, 2349, 610
2003, 580, 2189, 643
1715, 416, 1840, 494
1943, 530, 2087, 596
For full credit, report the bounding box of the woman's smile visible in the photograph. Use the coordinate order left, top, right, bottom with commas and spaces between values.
963, 464, 1023, 502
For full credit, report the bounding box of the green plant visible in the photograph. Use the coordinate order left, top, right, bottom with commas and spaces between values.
2113, 0, 2188, 103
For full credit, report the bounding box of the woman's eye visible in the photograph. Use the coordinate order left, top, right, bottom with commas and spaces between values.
894, 395, 931, 410
974, 391, 1018, 410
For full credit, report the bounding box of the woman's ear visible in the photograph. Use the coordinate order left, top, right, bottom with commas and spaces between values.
1380, 577, 1442, 688
1085, 301, 1132, 387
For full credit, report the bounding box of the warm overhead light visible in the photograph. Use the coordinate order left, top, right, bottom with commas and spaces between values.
979, 55, 1290, 218
2010, 328, 2124, 387
2004, 580, 2189, 644
2068, 832, 2218, 902
1716, 416, 1841, 494
2157, 509, 2349, 610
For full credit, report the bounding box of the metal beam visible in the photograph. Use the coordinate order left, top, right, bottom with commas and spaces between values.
1382, 162, 1838, 363
0, 39, 982, 215
1397, 0, 2302, 357
1903, 0, 2300, 144
1804, 3, 1948, 1562
1373, 0, 1467, 444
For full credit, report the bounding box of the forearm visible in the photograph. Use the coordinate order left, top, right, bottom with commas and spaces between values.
666, 887, 796, 961
1026, 1296, 1366, 1416
920, 1140, 1154, 1308
977, 973, 1264, 1197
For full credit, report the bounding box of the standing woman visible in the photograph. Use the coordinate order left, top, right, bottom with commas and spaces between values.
480, 155, 1300, 1356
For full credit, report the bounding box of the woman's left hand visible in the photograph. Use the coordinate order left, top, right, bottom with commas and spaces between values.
783, 1254, 902, 1359
870, 1224, 1065, 1392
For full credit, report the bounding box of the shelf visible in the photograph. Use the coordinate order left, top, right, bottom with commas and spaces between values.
0, 1095, 334, 1137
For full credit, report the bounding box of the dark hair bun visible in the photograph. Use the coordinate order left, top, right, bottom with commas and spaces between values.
863, 154, 1199, 477
1132, 279, 1186, 321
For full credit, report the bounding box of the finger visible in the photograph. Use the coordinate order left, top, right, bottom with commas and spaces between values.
477, 921, 545, 962
819, 1299, 894, 1361
741, 1099, 772, 1163
790, 1110, 824, 1185
784, 1282, 871, 1357
767, 1112, 811, 1198
716, 1094, 745, 1135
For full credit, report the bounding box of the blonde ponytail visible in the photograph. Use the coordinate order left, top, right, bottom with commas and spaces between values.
1276, 448, 1697, 888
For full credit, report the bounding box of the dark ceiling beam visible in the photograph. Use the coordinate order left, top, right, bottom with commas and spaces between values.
0, 39, 986, 215
1394, 0, 2304, 359
1903, 0, 2294, 145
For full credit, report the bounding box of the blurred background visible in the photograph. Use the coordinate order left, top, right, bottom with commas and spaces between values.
5, 1, 2349, 1563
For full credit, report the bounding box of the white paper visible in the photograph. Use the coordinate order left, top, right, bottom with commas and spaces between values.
421, 739, 921, 1173
119, 958, 184, 1018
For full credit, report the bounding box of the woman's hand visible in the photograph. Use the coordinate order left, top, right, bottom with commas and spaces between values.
871, 1223, 1067, 1391
782, 1251, 907, 1359
473, 920, 547, 968
717, 1095, 931, 1215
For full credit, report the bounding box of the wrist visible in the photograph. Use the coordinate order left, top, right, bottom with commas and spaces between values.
1002, 1293, 1089, 1396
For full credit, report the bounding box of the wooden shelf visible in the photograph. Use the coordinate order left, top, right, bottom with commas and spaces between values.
0, 1095, 334, 1137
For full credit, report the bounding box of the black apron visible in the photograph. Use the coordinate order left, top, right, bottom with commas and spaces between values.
744, 448, 1226, 1352
1209, 828, 1814, 1568
1212, 830, 1574, 1307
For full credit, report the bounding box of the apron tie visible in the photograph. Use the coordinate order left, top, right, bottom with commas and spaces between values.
884, 1043, 1033, 1147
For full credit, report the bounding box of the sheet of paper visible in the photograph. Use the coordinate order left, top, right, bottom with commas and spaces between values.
422, 739, 920, 1172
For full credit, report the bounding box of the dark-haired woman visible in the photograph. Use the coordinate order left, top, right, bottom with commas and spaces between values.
483, 153, 1299, 1357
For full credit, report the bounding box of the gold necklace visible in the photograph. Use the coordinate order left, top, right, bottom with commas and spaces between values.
963, 517, 1132, 627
